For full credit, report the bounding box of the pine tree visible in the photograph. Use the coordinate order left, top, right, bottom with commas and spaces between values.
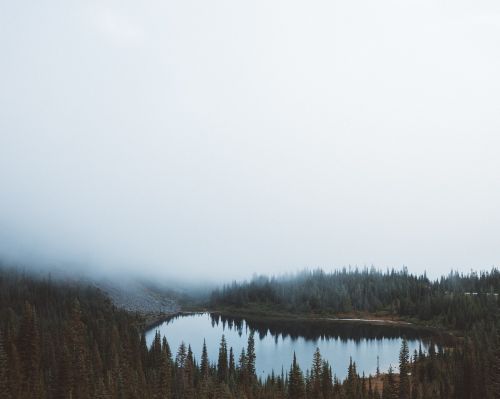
152, 331, 162, 368
321, 361, 333, 399
162, 336, 172, 361
200, 339, 209, 380
238, 348, 248, 387
140, 332, 149, 369
176, 342, 187, 369
247, 331, 256, 378
383, 365, 398, 399
288, 352, 305, 399
0, 330, 10, 399
175, 342, 188, 397
362, 371, 367, 398
399, 338, 410, 399
346, 357, 358, 399
488, 331, 500, 399
305, 369, 312, 397
229, 347, 236, 379
17, 302, 42, 397
311, 348, 323, 398
217, 335, 228, 383
67, 299, 90, 399
57, 343, 73, 399
159, 338, 172, 399
8, 342, 21, 399
184, 345, 195, 398
213, 381, 233, 399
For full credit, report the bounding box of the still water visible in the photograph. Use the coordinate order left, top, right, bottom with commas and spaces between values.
146, 313, 434, 380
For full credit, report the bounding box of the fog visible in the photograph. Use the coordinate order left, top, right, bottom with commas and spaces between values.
1, 0, 499, 282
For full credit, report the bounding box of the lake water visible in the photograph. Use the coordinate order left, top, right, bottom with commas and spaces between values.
146, 313, 435, 380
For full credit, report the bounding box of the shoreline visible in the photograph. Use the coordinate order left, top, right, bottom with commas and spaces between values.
139, 307, 460, 346
207, 307, 416, 327
141, 310, 204, 331
190, 307, 459, 342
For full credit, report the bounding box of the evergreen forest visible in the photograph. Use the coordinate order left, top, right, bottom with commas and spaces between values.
1, 266, 500, 398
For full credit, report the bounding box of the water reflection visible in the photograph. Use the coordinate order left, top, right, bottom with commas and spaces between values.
146, 312, 442, 380
209, 313, 441, 343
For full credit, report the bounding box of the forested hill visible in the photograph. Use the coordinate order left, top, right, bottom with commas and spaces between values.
210, 268, 500, 330
1, 266, 500, 398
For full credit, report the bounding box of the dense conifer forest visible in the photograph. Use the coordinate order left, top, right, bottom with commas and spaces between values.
210, 268, 500, 330
1, 266, 499, 398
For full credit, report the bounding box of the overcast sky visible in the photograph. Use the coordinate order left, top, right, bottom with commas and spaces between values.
0, 0, 499, 281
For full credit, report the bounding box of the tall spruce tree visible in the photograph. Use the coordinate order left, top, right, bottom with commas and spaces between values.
238, 348, 248, 387
247, 331, 256, 379
488, 331, 500, 399
311, 348, 323, 398
399, 338, 410, 399
18, 302, 42, 397
178, 341, 188, 367
201, 339, 209, 380
8, 342, 21, 399
217, 335, 228, 383
159, 344, 172, 399
68, 299, 90, 399
288, 352, 305, 399
0, 330, 10, 399
321, 361, 333, 399
229, 347, 236, 380
346, 357, 360, 399
383, 365, 398, 399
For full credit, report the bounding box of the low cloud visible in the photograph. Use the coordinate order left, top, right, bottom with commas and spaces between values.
92, 4, 146, 47
0, 0, 499, 282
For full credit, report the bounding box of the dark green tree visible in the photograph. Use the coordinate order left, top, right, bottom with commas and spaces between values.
159, 346, 172, 398
488, 332, 500, 399
288, 352, 305, 399
217, 335, 228, 383
200, 339, 209, 380
383, 365, 398, 399
0, 331, 10, 399
321, 360, 333, 399
17, 302, 42, 397
399, 338, 410, 399
228, 347, 236, 381
311, 348, 323, 399
247, 331, 256, 379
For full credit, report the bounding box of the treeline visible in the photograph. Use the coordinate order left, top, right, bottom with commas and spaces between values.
210, 268, 500, 330
208, 313, 440, 343
143, 327, 500, 399
1, 266, 500, 398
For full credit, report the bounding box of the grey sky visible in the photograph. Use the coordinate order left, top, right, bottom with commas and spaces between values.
1, 0, 499, 280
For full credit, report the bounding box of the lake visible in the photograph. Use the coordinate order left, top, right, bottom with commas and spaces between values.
146, 313, 437, 380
